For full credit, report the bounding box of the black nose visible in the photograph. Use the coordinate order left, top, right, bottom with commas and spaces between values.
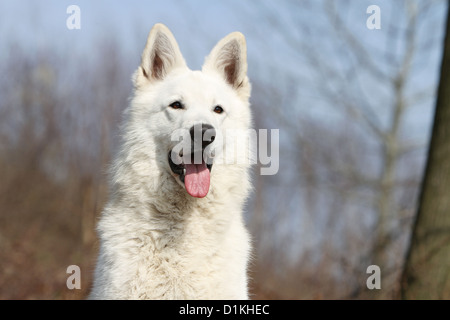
190, 123, 216, 149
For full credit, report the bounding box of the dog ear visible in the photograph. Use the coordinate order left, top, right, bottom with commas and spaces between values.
203, 32, 250, 100
136, 24, 187, 85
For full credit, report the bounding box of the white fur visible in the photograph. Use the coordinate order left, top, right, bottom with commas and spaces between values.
89, 24, 253, 300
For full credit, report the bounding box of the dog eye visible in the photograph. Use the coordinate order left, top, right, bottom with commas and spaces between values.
213, 106, 224, 114
169, 101, 184, 109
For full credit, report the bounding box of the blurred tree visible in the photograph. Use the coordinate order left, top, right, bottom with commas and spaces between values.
235, 0, 446, 299
0, 37, 129, 299
401, 4, 450, 300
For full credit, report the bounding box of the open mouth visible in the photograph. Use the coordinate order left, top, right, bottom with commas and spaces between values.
168, 150, 213, 198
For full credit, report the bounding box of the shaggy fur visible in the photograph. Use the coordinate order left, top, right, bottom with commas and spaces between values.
89, 24, 253, 300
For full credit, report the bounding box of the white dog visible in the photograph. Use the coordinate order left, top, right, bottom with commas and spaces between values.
89, 23, 253, 299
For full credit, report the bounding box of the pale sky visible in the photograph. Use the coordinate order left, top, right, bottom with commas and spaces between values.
0, 0, 446, 138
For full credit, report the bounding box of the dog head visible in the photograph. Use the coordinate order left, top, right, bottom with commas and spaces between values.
127, 24, 251, 198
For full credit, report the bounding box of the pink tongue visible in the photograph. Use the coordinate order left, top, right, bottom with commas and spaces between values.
184, 162, 210, 198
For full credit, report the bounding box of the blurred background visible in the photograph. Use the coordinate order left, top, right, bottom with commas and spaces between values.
0, 0, 447, 299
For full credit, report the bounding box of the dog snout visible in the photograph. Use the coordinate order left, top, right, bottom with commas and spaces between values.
190, 123, 216, 149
